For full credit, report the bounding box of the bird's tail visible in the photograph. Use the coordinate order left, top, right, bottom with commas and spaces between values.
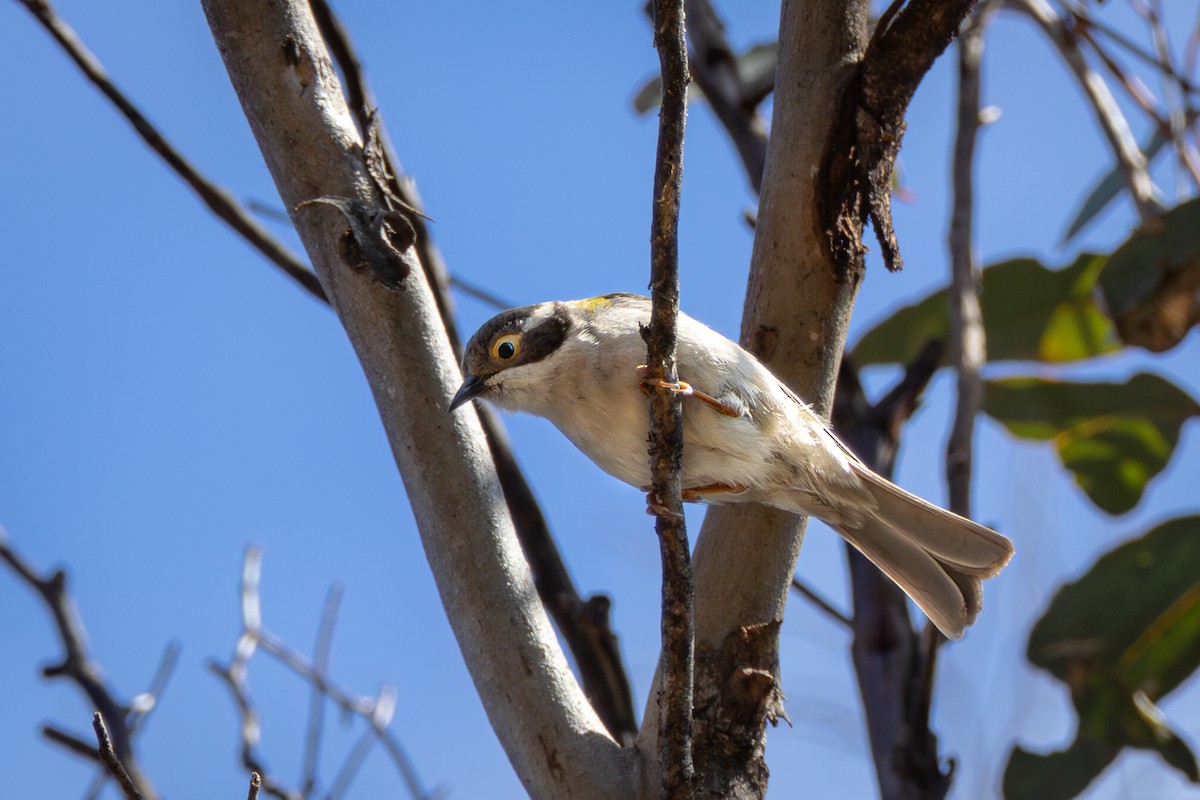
834, 463, 1014, 639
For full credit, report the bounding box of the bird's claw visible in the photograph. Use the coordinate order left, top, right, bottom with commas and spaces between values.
644, 490, 685, 519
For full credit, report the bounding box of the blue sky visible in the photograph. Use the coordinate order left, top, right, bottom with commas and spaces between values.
1, 2, 1198, 798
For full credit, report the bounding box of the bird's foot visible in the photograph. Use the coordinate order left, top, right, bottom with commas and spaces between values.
643, 483, 748, 515
643, 490, 685, 520
636, 366, 744, 417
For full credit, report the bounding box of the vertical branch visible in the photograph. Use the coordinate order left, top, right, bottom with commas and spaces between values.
647, 0, 693, 798
946, 6, 992, 520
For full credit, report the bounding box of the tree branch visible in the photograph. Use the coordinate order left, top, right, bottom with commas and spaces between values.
681, 0, 769, 192
946, 5, 992, 524
834, 341, 952, 800
1012, 0, 1161, 225
308, 0, 639, 743
645, 1, 694, 797
638, 2, 878, 797
832, 0, 979, 273
92, 713, 144, 800
199, 5, 632, 796
0, 529, 159, 800
208, 547, 432, 800
14, 0, 325, 302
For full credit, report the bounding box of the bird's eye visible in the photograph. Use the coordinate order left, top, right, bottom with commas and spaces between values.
491, 333, 521, 361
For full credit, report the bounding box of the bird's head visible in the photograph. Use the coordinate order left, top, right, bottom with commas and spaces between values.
448, 301, 573, 413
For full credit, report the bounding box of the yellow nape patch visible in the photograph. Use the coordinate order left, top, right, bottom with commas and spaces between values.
574, 295, 617, 314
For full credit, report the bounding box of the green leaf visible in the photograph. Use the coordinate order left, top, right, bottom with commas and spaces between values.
1060, 129, 1168, 245
1099, 197, 1200, 352
1006, 517, 1200, 796
851, 254, 1121, 367
983, 374, 1200, 514
1004, 739, 1119, 800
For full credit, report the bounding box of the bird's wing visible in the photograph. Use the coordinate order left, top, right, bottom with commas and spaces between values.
776, 380, 869, 468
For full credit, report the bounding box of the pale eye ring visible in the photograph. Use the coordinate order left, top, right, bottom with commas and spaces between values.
491, 333, 521, 361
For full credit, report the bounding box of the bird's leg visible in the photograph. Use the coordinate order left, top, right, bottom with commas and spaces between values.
636, 365, 745, 417
681, 483, 748, 502
643, 483, 748, 515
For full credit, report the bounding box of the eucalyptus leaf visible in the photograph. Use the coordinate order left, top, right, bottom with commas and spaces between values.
983, 374, 1200, 514
1099, 197, 1200, 352
852, 254, 1121, 367
1005, 516, 1200, 797
1060, 129, 1168, 245
1004, 739, 1119, 800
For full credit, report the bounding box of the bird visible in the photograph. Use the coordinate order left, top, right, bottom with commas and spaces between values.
449, 293, 1013, 638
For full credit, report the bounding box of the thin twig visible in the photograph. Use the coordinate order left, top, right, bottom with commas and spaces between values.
447, 275, 514, 311
16, 0, 326, 302
789, 578, 853, 629
326, 687, 395, 800
301, 583, 343, 796
210, 547, 432, 800
647, 1, 694, 798
1142, 0, 1200, 192
42, 725, 104, 763
0, 530, 159, 800
1072, 4, 1200, 95
1014, 0, 1161, 225
127, 641, 181, 735
248, 772, 263, 800
92, 713, 144, 800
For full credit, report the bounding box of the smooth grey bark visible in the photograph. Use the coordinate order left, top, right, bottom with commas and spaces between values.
638, 0, 871, 796
199, 2, 633, 797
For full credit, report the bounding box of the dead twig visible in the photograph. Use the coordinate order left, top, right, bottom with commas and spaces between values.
1013, 0, 1162, 225
15, 0, 325, 302
209, 547, 433, 800
0, 529, 160, 800
646, 1, 694, 797
92, 713, 144, 800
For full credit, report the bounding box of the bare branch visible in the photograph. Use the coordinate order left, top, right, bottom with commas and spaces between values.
946, 6, 992, 521
681, 0, 769, 192
211, 547, 435, 800
127, 641, 181, 736
42, 725, 104, 763
846, 0, 979, 272
788, 578, 853, 629
92, 713, 144, 800
308, 0, 639, 742
206, 658, 300, 800
833, 341, 951, 800
1014, 0, 1162, 224
200, 4, 630, 794
0, 530, 159, 800
646, 1, 694, 797
14, 0, 325, 302
301, 583, 343, 796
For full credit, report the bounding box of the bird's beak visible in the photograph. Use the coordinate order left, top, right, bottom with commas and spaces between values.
449, 373, 487, 413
